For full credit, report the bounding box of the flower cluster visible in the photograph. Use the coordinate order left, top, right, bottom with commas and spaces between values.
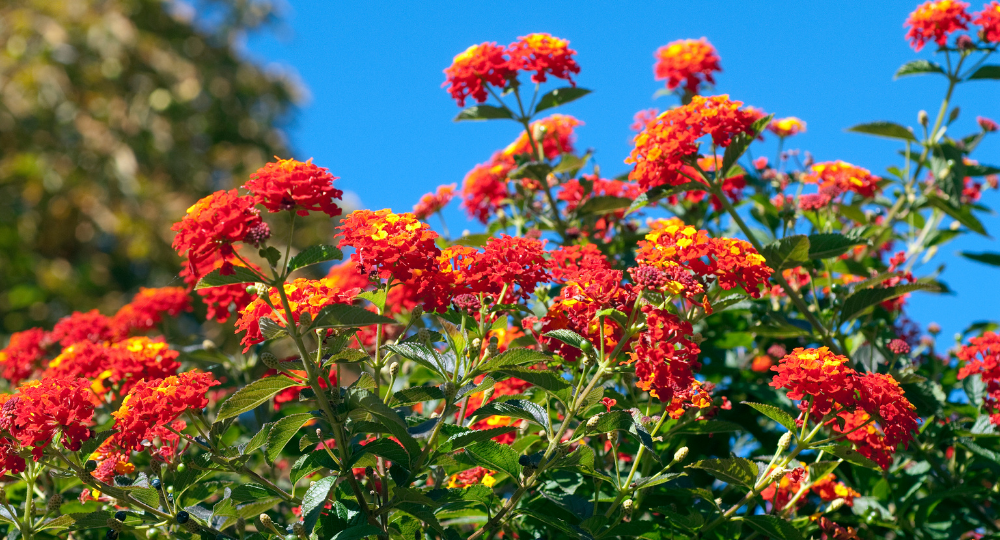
905, 0, 972, 50
977, 2, 1000, 41
768, 117, 807, 137
0, 377, 94, 469
653, 38, 722, 94
626, 95, 759, 190
509, 33, 581, 85
956, 331, 1000, 424
624, 306, 701, 402
112, 372, 219, 452
244, 158, 344, 217
171, 189, 263, 276
760, 467, 859, 510
236, 278, 361, 351
338, 209, 442, 282
801, 161, 879, 199
461, 158, 512, 223
413, 184, 457, 220
110, 287, 192, 337
0, 328, 48, 386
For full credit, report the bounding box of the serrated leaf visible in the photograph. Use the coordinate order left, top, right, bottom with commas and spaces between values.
968, 64, 1000, 80
508, 162, 553, 182
230, 483, 271, 503
349, 389, 421, 457
687, 457, 758, 488
742, 402, 798, 433
808, 233, 866, 259
258, 317, 287, 340
894, 59, 946, 79
760, 235, 809, 271
808, 460, 843, 480
575, 195, 632, 216
454, 105, 514, 121
357, 289, 387, 312
722, 114, 771, 177
309, 304, 395, 329
470, 399, 550, 430
217, 376, 299, 420
495, 368, 570, 396
80, 429, 117, 456
468, 347, 550, 379
385, 343, 447, 377
635, 472, 683, 489
442, 426, 517, 453
352, 438, 410, 469
243, 423, 273, 455
626, 181, 704, 214
743, 515, 804, 540
847, 121, 917, 142
330, 525, 383, 540
927, 196, 989, 236
465, 440, 521, 481
535, 87, 591, 113
543, 329, 594, 351
960, 251, 1000, 267
301, 476, 336, 535
287, 245, 344, 272
35, 514, 74, 531
966, 164, 1000, 176
392, 386, 445, 406
264, 413, 313, 465
673, 420, 742, 435
195, 266, 262, 289
815, 444, 881, 470
839, 282, 940, 324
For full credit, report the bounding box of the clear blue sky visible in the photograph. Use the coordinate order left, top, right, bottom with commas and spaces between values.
244, 1, 1000, 341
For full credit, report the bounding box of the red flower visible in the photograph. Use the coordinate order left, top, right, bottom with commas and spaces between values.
236, 278, 361, 352
50, 310, 114, 347
811, 473, 860, 505
769, 347, 857, 418
181, 249, 262, 323
0, 377, 94, 459
624, 306, 700, 402
802, 161, 880, 198
855, 373, 919, 450
442, 236, 550, 304
817, 517, 860, 540
171, 189, 262, 275
750, 355, 774, 373
830, 409, 897, 470
0, 329, 49, 385
768, 117, 807, 138
112, 372, 219, 452
337, 209, 442, 282
905, 0, 972, 51
111, 287, 192, 338
653, 38, 722, 94
957, 331, 1000, 424
759, 466, 805, 509
601, 397, 617, 412
461, 157, 512, 224
503, 114, 582, 161
626, 95, 758, 191
509, 33, 581, 85
443, 42, 516, 107
978, 115, 1000, 131
977, 2, 1000, 41
413, 184, 457, 220
244, 158, 343, 218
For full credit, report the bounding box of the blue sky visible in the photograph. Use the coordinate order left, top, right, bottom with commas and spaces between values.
244, 1, 1000, 340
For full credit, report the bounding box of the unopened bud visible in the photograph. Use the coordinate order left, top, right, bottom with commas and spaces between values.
778, 432, 792, 451
260, 352, 279, 370
417, 328, 430, 343
828, 498, 846, 512
471, 338, 482, 350
183, 519, 200, 533
443, 382, 456, 399
622, 499, 634, 513
673, 447, 688, 462
411, 305, 423, 319
201, 339, 216, 351
769, 467, 787, 484
586, 416, 600, 430
259, 514, 276, 532
47, 493, 62, 514
481, 387, 495, 404
918, 110, 929, 127
691, 333, 705, 344
106, 518, 123, 532
487, 337, 499, 358
580, 355, 591, 368
389, 361, 400, 377
298, 312, 312, 326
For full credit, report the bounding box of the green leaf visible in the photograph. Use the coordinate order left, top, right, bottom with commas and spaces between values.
543, 329, 594, 352
301, 476, 336, 535
635, 472, 684, 490
258, 317, 287, 340
960, 251, 1000, 267
687, 457, 758, 488
966, 164, 1000, 176
585, 410, 633, 434
742, 402, 798, 433
721, 114, 771, 177
847, 121, 917, 142
392, 386, 445, 406
495, 368, 571, 396
534, 87, 591, 113
230, 483, 272, 503
35, 514, 74, 531
286, 245, 344, 273
470, 399, 550, 430
967, 65, 1000, 80
465, 440, 521, 481
894, 59, 946, 79
469, 347, 550, 379
442, 426, 517, 453
259, 246, 282, 267
508, 162, 553, 183
454, 104, 514, 121
330, 525, 382, 540
351, 438, 410, 469
195, 266, 261, 290
309, 303, 395, 329
814, 444, 881, 470
575, 195, 632, 216
673, 420, 742, 435
927, 196, 989, 236
839, 282, 941, 324
80, 429, 117, 456
626, 181, 704, 214
357, 290, 387, 312
385, 342, 448, 376
808, 460, 843, 480
742, 515, 804, 540
348, 389, 421, 457
760, 235, 810, 271
217, 376, 299, 420
264, 413, 314, 465
807, 233, 866, 260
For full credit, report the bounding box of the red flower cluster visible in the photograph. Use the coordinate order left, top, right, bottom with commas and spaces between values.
956, 331, 1000, 424
768, 117, 807, 138
110, 287, 192, 337
905, 0, 972, 50
760, 467, 859, 510
769, 347, 856, 418
0, 377, 94, 464
0, 328, 48, 385
244, 158, 343, 217
112, 372, 219, 452
624, 306, 700, 402
636, 218, 773, 298
830, 409, 898, 469
977, 2, 1000, 41
461, 158, 512, 223
443, 34, 579, 107
504, 114, 582, 161
236, 278, 361, 351
653, 38, 722, 94
802, 161, 880, 199
171, 189, 263, 275
626, 95, 759, 190
50, 310, 113, 347
46, 337, 181, 399
413, 184, 457, 220
181, 250, 262, 323
338, 209, 442, 282
631, 108, 660, 132
559, 175, 642, 213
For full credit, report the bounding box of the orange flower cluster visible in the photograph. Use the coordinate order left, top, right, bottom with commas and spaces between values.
768, 117, 807, 137
830, 409, 898, 470
0, 328, 48, 386
236, 278, 361, 351
457, 235, 551, 302
977, 2, 1000, 41
636, 218, 773, 298
110, 287, 192, 337
461, 158, 512, 223
112, 372, 219, 452
504, 114, 582, 161
244, 158, 343, 218
443, 34, 579, 107
446, 466, 497, 489
0, 377, 94, 466
760, 467, 859, 510
956, 331, 1000, 424
338, 209, 442, 282
45, 337, 181, 399
625, 306, 700, 402
626, 95, 759, 190
769, 347, 856, 417
171, 189, 263, 275
413, 184, 457, 220
905, 0, 971, 50
653, 38, 721, 94
802, 161, 879, 199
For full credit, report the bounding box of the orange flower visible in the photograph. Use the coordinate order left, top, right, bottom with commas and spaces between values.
236, 278, 361, 351
461, 156, 512, 223
768, 117, 807, 137
337, 209, 442, 283
446, 466, 497, 488
855, 372, 919, 450
171, 189, 263, 276
0, 329, 48, 385
802, 161, 880, 198
976, 2, 1000, 42
443, 42, 516, 107
503, 114, 582, 161
244, 158, 343, 218
112, 372, 219, 452
111, 287, 192, 338
0, 377, 94, 459
413, 184, 457, 220
769, 347, 857, 418
751, 355, 774, 373
811, 474, 860, 505
50, 310, 114, 347
653, 38, 722, 94
626, 95, 758, 191
759, 466, 805, 509
957, 331, 1000, 424
625, 306, 700, 402
509, 33, 581, 85
905, 0, 972, 51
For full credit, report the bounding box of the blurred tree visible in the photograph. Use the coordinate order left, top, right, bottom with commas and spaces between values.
0, 0, 303, 331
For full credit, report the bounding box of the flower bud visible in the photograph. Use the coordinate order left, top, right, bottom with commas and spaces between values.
673, 447, 688, 462
443, 382, 457, 399
487, 337, 499, 358
828, 498, 846, 512
261, 352, 279, 370
778, 432, 792, 451
580, 355, 591, 368
389, 361, 400, 377
481, 387, 495, 404
106, 518, 123, 532
768, 467, 787, 484
918, 110, 929, 127
622, 499, 634, 513
47, 493, 63, 514
259, 514, 276, 532
298, 311, 312, 327
471, 338, 482, 350
411, 305, 423, 319
201, 339, 216, 351
417, 328, 430, 343
586, 416, 601, 430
